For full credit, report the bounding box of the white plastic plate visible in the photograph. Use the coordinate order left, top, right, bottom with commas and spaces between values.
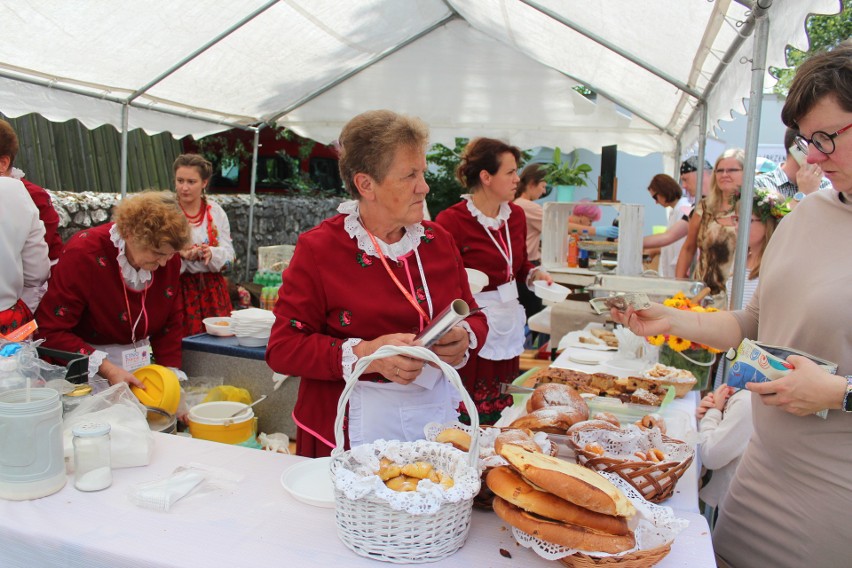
280, 457, 335, 508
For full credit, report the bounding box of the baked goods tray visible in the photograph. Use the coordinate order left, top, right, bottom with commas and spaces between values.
503, 382, 676, 418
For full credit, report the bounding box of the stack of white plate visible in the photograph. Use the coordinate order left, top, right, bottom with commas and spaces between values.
230, 308, 276, 347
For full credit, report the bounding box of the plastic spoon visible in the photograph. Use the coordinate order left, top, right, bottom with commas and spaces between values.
224, 395, 267, 424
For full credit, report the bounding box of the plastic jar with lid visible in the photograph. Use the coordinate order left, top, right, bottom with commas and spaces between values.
72, 422, 112, 491
0, 357, 26, 393
62, 384, 93, 415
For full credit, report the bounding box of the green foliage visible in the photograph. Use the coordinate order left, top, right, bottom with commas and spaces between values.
771, 5, 852, 96
424, 138, 468, 219
543, 147, 593, 187
193, 134, 251, 172
423, 138, 534, 218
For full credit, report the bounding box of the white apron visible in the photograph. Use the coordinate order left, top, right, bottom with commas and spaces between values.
348, 365, 461, 448
89, 339, 151, 393
474, 289, 526, 361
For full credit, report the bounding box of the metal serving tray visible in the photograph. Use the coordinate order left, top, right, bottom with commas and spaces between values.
585, 274, 705, 304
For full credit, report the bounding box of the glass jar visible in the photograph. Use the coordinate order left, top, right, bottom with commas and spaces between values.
62, 384, 93, 415
72, 422, 112, 491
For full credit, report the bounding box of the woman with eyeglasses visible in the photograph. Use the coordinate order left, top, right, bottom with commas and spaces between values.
675, 148, 745, 305
641, 174, 691, 278
611, 43, 852, 568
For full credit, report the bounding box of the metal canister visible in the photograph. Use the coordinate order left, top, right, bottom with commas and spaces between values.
62, 384, 93, 416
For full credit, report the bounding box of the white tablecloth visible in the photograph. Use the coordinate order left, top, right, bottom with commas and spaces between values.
0, 433, 715, 568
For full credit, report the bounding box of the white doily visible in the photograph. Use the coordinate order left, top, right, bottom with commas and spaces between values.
330, 439, 480, 515
511, 471, 689, 560
423, 421, 553, 470
572, 424, 694, 463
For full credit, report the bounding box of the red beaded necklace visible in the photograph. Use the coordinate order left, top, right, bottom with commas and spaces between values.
180, 198, 207, 226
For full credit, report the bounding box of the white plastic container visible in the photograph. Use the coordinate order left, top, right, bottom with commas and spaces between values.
72, 422, 112, 492
0, 388, 67, 500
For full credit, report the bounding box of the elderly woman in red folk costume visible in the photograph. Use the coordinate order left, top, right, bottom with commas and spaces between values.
173, 154, 235, 336
436, 138, 552, 425
266, 110, 487, 458
36, 191, 189, 391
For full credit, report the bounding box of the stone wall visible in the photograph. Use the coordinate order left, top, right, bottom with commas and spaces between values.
49, 191, 343, 279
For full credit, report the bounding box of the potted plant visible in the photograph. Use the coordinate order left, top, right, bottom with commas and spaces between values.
544, 147, 593, 202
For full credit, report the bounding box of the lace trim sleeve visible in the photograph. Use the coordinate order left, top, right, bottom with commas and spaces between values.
342, 338, 363, 382
87, 350, 108, 379
453, 320, 477, 369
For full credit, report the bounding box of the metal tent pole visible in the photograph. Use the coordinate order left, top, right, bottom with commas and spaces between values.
695, 103, 708, 203
730, 2, 772, 310
245, 127, 261, 282
673, 140, 682, 180
120, 104, 129, 198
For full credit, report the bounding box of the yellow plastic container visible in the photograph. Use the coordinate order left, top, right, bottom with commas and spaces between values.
131, 365, 180, 415
188, 401, 256, 444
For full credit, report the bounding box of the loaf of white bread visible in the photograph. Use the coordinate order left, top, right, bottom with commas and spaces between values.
489, 444, 637, 554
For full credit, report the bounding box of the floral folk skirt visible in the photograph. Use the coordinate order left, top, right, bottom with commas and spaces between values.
457, 355, 518, 426
179, 272, 233, 337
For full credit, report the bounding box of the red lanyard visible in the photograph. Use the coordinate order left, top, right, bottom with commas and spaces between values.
364, 230, 431, 326
121, 280, 149, 344
482, 220, 513, 282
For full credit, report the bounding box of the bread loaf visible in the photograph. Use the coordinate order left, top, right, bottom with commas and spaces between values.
486, 466, 630, 536
492, 497, 635, 554
499, 445, 636, 518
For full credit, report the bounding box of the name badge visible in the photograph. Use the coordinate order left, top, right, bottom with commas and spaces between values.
121, 346, 151, 371
496, 281, 519, 303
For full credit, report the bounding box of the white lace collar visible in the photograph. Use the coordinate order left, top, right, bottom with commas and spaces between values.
462, 194, 511, 230
338, 200, 425, 261
110, 224, 153, 291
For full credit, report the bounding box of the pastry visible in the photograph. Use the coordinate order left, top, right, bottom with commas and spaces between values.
485, 466, 630, 536
499, 444, 636, 518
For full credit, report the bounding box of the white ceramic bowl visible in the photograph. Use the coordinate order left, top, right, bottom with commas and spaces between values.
533, 280, 569, 303
203, 317, 234, 337
236, 334, 270, 348
465, 268, 488, 294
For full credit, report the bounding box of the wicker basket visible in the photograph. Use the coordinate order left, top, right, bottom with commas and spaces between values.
330, 345, 481, 564
559, 542, 672, 568
570, 435, 693, 504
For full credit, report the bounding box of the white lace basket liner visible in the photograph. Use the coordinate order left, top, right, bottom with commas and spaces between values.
330, 345, 482, 564
512, 471, 689, 561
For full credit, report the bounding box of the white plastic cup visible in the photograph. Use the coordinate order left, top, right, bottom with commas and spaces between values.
0, 388, 67, 500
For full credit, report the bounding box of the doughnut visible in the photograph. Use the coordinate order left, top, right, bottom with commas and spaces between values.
492, 497, 636, 554
509, 406, 586, 434
637, 413, 667, 434
485, 466, 631, 536
591, 411, 621, 427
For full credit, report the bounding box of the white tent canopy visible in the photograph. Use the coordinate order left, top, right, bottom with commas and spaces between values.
0, 0, 841, 159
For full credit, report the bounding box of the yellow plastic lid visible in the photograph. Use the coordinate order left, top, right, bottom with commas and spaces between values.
131, 364, 180, 415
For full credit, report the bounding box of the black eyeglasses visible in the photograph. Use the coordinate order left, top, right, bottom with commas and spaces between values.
795, 122, 852, 156
715, 168, 743, 175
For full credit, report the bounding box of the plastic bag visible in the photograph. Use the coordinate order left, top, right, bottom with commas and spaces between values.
0, 339, 67, 388
127, 462, 244, 512
63, 383, 154, 469
203, 384, 252, 405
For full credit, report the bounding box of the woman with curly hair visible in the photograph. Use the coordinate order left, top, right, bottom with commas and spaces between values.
36, 191, 190, 391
